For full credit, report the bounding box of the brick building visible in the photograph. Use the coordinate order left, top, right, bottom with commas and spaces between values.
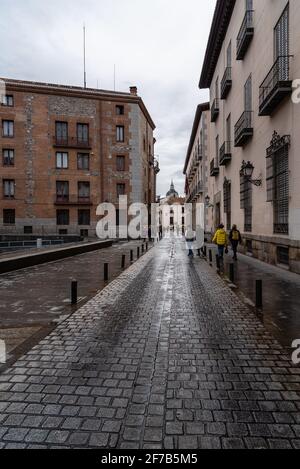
0, 78, 158, 237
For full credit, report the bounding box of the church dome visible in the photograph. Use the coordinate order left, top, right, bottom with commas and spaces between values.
166, 180, 179, 198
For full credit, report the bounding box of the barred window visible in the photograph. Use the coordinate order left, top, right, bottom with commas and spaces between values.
224, 180, 232, 231
266, 133, 289, 235
240, 172, 252, 232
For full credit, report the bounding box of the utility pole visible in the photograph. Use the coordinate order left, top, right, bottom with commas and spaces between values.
83, 24, 87, 89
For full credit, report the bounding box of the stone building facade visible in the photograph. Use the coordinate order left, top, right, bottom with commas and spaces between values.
0, 79, 158, 238
183, 103, 211, 234
196, 0, 300, 273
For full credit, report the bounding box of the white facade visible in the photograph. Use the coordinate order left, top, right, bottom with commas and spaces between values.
198, 0, 300, 273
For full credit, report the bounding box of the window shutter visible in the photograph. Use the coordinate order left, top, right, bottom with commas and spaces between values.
266, 154, 275, 202
240, 173, 246, 209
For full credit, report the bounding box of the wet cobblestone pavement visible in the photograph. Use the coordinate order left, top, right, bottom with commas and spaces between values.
0, 237, 300, 449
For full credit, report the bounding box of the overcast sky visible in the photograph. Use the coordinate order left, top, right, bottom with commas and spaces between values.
0, 0, 216, 197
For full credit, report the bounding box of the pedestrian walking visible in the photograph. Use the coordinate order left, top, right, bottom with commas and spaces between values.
212, 224, 229, 265
229, 224, 242, 261
185, 229, 196, 257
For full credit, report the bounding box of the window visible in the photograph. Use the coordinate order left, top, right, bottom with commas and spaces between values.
2, 120, 14, 137
116, 126, 125, 142
2, 95, 14, 107
240, 172, 252, 232
277, 246, 289, 266
56, 181, 69, 202
227, 41, 232, 68
215, 135, 219, 166
244, 74, 252, 111
56, 152, 68, 169
57, 210, 69, 226
116, 105, 124, 115
226, 114, 231, 143
77, 123, 89, 143
77, 153, 90, 170
215, 77, 219, 101
3, 179, 15, 198
3, 149, 14, 166
78, 209, 90, 226
3, 209, 15, 225
117, 183, 126, 197
24, 226, 33, 234
224, 180, 232, 231
116, 156, 125, 171
246, 0, 253, 10
55, 122, 68, 143
78, 181, 90, 202
266, 136, 289, 235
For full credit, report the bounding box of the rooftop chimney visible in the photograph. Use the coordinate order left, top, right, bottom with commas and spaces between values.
130, 86, 138, 96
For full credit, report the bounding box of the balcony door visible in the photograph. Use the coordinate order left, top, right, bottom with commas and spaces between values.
244, 74, 252, 111
274, 5, 289, 80
56, 122, 68, 144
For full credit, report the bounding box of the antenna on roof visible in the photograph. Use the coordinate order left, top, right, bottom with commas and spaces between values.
83, 24, 87, 89
114, 64, 116, 91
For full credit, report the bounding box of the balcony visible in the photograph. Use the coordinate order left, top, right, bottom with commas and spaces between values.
219, 141, 232, 166
211, 98, 220, 122
55, 196, 92, 206
236, 10, 254, 60
259, 56, 293, 116
234, 111, 253, 147
221, 67, 232, 99
53, 136, 92, 150
210, 159, 219, 177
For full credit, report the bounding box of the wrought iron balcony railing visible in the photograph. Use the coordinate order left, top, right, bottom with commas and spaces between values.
259, 55, 293, 116
210, 159, 219, 177
234, 111, 253, 147
211, 98, 220, 122
237, 10, 254, 60
54, 136, 92, 149
221, 67, 232, 99
219, 141, 232, 166
55, 196, 92, 206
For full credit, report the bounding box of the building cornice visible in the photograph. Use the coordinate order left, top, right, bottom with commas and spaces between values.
183, 102, 209, 175
1, 77, 156, 130
199, 0, 236, 89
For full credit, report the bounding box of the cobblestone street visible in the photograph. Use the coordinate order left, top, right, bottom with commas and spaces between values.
0, 237, 300, 449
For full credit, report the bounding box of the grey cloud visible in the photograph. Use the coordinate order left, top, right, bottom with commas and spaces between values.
0, 0, 215, 195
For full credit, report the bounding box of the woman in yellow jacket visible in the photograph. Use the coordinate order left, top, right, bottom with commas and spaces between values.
213, 224, 229, 260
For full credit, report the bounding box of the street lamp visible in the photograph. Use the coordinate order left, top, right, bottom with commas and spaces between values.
241, 161, 262, 187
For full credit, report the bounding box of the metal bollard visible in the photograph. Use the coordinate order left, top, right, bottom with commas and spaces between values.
209, 250, 213, 264
146, 242, 148, 251
229, 263, 235, 283
71, 281, 78, 305
256, 280, 263, 309
204, 246, 207, 258
121, 255, 126, 269
137, 247, 140, 259
142, 244, 144, 254
130, 250, 134, 263
104, 263, 109, 282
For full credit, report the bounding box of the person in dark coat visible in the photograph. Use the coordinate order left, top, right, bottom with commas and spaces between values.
229, 225, 242, 261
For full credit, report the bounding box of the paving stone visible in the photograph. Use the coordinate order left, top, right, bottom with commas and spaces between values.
0, 238, 299, 449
